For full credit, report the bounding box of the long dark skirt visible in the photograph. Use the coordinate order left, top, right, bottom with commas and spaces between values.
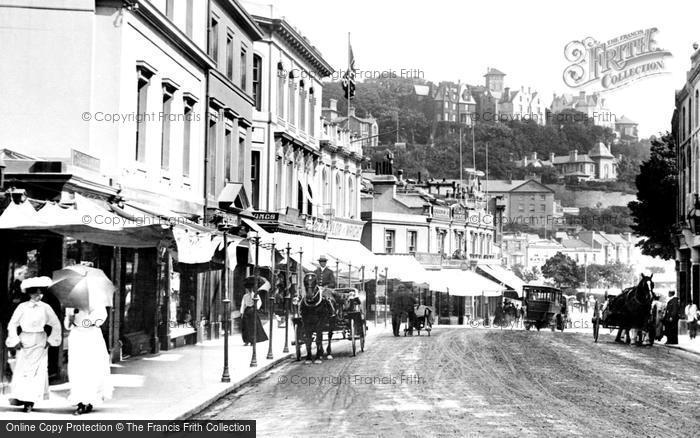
241, 308, 268, 344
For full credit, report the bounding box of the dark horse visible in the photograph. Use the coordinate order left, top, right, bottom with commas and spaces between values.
603, 274, 656, 345
299, 273, 336, 364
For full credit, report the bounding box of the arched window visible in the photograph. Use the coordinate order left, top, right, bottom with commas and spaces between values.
309, 88, 316, 137
288, 71, 296, 126
696, 90, 699, 129
322, 168, 329, 211
307, 185, 313, 216
277, 62, 285, 117
347, 177, 355, 218
335, 173, 343, 217
682, 107, 686, 142
298, 80, 306, 133
297, 181, 304, 213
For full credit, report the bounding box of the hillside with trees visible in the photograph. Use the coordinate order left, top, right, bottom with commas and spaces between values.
323, 78, 648, 184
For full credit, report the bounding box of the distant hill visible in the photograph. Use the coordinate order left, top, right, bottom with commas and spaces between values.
323, 78, 648, 183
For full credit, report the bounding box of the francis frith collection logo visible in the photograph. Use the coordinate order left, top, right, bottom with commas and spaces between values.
563, 28, 672, 91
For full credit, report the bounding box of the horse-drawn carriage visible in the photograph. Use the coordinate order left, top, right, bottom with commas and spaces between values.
291, 274, 367, 363
592, 274, 662, 345
522, 285, 568, 331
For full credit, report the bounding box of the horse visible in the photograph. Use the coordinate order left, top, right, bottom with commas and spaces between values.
299, 274, 336, 364
604, 274, 656, 345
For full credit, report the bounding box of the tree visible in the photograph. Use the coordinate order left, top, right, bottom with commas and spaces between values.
541, 252, 583, 288
628, 132, 677, 259
512, 264, 540, 283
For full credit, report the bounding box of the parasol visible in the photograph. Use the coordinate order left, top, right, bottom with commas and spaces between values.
50, 265, 115, 310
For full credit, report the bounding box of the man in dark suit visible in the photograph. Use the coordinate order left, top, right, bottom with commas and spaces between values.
665, 290, 680, 345
390, 285, 417, 336
314, 256, 336, 289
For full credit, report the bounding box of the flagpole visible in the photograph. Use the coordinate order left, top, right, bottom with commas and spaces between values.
347, 31, 351, 120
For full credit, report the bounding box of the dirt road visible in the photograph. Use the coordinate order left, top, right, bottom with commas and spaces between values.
195, 327, 700, 437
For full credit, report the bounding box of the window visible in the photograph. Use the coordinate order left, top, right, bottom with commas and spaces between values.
335, 173, 343, 216
274, 159, 282, 210
297, 181, 304, 213
253, 55, 262, 111
160, 87, 174, 170
166, 0, 174, 19
298, 82, 306, 132
696, 90, 699, 128
518, 204, 524, 212
226, 32, 234, 80
251, 150, 260, 209
135, 76, 149, 162
540, 204, 546, 212
240, 48, 247, 90
347, 177, 354, 218
209, 17, 218, 61
540, 194, 545, 200
408, 230, 418, 253
308, 89, 315, 136
185, 0, 193, 37
384, 230, 395, 254
277, 64, 285, 117
182, 99, 193, 177
207, 117, 217, 196
444, 101, 449, 109
224, 127, 232, 182
238, 135, 246, 182
288, 74, 295, 125
529, 204, 535, 212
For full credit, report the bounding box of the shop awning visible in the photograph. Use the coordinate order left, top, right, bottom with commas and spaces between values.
0, 196, 170, 248
426, 269, 504, 297
117, 201, 222, 264
372, 254, 431, 284
477, 264, 525, 294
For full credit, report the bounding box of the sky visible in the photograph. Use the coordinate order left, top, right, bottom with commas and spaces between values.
242, 0, 700, 138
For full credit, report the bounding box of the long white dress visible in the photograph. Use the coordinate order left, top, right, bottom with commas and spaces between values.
5, 300, 62, 405
65, 306, 113, 405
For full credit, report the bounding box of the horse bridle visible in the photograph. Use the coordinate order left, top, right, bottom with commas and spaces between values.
301, 288, 323, 308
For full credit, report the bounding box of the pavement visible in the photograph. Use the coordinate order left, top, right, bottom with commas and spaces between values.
0, 318, 389, 420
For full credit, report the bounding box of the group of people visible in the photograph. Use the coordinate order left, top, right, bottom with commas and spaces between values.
5, 272, 112, 414
657, 290, 699, 345
493, 301, 519, 327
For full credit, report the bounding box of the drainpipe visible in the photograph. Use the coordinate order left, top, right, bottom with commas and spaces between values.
202, 0, 212, 225
265, 6, 274, 211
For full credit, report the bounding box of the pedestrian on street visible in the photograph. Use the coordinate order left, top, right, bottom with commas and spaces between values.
240, 277, 268, 345
664, 291, 680, 345
685, 302, 698, 340
64, 304, 113, 415
5, 277, 62, 413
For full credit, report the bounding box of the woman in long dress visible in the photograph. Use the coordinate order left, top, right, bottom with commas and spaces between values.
240, 277, 268, 345
5, 277, 62, 413
64, 304, 113, 415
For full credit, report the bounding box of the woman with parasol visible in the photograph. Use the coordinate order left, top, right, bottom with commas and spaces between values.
240, 276, 269, 345
5, 276, 62, 413
52, 265, 114, 415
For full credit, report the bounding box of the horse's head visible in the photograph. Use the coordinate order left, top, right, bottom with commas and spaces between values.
303, 273, 318, 299
637, 273, 654, 302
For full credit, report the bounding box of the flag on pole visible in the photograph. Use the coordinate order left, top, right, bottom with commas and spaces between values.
342, 38, 356, 100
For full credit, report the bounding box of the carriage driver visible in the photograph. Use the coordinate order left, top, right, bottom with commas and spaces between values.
314, 256, 336, 289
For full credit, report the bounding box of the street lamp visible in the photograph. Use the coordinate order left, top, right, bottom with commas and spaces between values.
282, 243, 291, 354
250, 232, 261, 368
266, 240, 276, 360
219, 223, 233, 383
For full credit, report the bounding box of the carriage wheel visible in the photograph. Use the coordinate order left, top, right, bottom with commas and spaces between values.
350, 318, 356, 357
294, 322, 302, 361
360, 319, 366, 352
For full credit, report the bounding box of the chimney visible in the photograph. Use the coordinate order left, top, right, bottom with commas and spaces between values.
531, 152, 538, 162
504, 87, 510, 97
579, 91, 586, 99
397, 169, 404, 182
329, 99, 338, 112
549, 152, 555, 162
348, 106, 356, 117
418, 171, 422, 183
569, 149, 578, 161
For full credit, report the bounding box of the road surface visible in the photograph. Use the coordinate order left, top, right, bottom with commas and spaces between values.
195, 327, 700, 437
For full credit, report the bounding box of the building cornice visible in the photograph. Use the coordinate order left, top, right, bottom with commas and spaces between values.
131, 0, 216, 70
214, 0, 264, 41
252, 15, 334, 77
